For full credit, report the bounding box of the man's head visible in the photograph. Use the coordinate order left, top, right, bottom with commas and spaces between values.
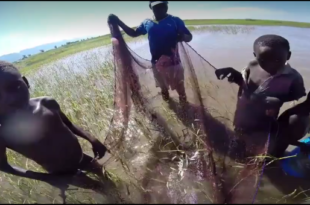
253, 34, 291, 75
0, 61, 30, 115
149, 1, 168, 21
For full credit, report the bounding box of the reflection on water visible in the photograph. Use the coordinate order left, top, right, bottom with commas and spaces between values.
36, 25, 310, 87
33, 25, 310, 204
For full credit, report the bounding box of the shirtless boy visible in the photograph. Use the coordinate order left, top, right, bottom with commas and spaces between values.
108, 1, 192, 104
215, 34, 306, 156
0, 61, 107, 181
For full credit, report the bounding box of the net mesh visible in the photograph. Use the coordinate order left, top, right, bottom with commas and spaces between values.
105, 21, 270, 204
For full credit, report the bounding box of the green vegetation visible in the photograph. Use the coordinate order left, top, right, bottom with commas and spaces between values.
3, 51, 217, 203
2, 59, 127, 203
15, 19, 310, 75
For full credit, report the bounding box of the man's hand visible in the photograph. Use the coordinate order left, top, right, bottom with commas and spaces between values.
215, 67, 243, 84
108, 14, 119, 24
91, 139, 107, 159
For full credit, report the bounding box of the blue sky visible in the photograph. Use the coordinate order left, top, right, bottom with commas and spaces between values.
1, 1, 310, 56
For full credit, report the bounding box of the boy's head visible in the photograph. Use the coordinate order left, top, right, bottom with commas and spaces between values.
149, 1, 168, 21
253, 34, 291, 75
0, 61, 30, 115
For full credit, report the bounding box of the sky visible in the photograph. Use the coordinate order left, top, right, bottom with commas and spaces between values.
1, 1, 310, 56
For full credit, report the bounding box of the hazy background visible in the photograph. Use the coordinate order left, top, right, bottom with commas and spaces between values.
1, 1, 310, 56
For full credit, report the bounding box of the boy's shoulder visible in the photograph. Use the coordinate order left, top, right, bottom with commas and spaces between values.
30, 96, 61, 110
245, 60, 304, 84
245, 59, 259, 70
286, 64, 303, 79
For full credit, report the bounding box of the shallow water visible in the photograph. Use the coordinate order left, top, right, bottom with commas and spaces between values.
134, 25, 310, 86
36, 25, 310, 87
33, 25, 310, 204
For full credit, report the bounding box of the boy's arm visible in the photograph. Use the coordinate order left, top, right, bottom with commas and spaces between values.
44, 98, 107, 158
175, 17, 192, 42
0, 142, 55, 181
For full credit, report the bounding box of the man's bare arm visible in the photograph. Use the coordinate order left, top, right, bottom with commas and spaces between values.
108, 14, 142, 38
118, 19, 142, 38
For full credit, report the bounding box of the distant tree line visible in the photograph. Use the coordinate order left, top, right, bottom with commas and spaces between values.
22, 54, 31, 60
18, 36, 102, 62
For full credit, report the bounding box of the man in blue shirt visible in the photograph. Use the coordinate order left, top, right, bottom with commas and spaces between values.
109, 1, 192, 104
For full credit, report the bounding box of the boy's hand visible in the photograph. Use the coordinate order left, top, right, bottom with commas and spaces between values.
91, 139, 107, 159
108, 14, 119, 24
215, 67, 242, 84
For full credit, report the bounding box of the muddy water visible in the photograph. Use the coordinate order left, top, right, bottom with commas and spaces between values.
30, 25, 310, 204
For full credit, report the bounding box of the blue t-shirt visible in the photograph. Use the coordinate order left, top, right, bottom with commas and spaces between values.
135, 15, 191, 63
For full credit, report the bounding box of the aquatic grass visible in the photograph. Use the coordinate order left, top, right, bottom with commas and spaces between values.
1, 48, 205, 203
2, 46, 223, 203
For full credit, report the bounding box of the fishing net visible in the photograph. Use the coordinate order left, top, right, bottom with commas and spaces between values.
104, 21, 271, 204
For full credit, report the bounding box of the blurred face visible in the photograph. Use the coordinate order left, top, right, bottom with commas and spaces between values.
152, 3, 168, 21
254, 46, 291, 75
0, 71, 30, 115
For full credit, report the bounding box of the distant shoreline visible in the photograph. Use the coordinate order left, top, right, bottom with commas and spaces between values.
183, 19, 310, 28
16, 19, 310, 75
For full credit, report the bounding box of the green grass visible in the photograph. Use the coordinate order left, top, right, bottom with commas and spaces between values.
15, 19, 310, 75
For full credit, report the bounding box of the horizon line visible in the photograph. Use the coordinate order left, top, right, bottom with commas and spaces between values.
2, 18, 310, 56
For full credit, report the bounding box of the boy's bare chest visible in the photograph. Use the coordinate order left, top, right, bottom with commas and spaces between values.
1, 108, 61, 147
